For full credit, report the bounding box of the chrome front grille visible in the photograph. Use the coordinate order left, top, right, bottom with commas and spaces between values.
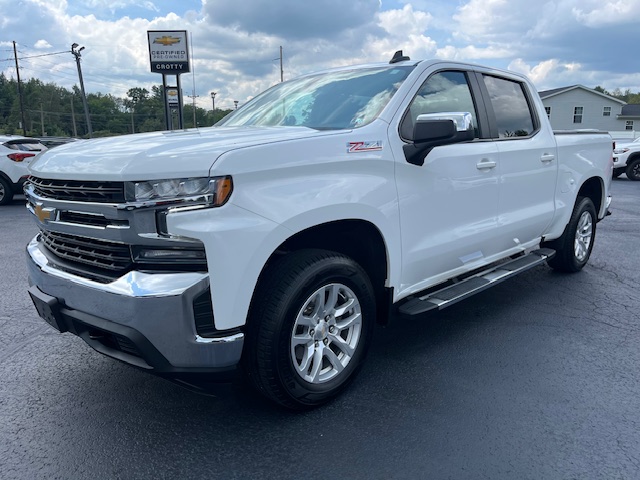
40, 230, 132, 272
29, 176, 126, 203
29, 178, 208, 282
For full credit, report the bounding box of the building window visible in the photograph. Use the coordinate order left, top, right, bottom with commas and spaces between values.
603, 106, 611, 117
545, 106, 551, 118
573, 107, 583, 124
626, 120, 634, 131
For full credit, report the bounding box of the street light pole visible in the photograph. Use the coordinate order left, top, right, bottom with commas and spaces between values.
210, 92, 216, 124
71, 43, 92, 138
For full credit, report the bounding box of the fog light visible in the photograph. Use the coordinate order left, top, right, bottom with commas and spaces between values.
132, 246, 206, 264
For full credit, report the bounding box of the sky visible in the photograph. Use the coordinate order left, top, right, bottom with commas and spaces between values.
1, 0, 639, 111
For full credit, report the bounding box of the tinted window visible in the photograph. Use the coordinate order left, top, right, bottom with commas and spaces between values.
401, 71, 479, 139
483, 75, 535, 138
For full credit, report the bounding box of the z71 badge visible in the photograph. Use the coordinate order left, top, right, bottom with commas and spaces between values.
347, 141, 383, 153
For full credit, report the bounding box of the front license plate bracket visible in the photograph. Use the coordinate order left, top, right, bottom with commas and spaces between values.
28, 286, 67, 333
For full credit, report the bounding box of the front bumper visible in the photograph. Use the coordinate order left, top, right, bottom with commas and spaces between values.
26, 236, 244, 374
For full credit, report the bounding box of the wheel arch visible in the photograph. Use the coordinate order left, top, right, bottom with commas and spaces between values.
249, 219, 392, 326
0, 171, 14, 188
626, 152, 640, 164
577, 176, 604, 217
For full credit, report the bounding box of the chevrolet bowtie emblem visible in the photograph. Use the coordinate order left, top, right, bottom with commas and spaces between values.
34, 203, 56, 223
153, 36, 181, 46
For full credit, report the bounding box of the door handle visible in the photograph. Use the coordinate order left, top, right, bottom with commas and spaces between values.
476, 159, 497, 170
540, 154, 555, 163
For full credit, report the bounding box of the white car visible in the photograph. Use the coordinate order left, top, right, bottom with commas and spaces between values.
0, 136, 47, 205
613, 137, 640, 180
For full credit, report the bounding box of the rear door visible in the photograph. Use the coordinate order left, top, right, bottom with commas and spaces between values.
477, 73, 557, 251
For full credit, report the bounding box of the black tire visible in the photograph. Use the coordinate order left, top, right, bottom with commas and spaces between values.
625, 158, 640, 181
244, 249, 376, 410
0, 177, 13, 206
612, 168, 624, 178
544, 197, 596, 273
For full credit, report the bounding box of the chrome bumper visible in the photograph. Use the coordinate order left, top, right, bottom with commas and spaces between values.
26, 236, 244, 372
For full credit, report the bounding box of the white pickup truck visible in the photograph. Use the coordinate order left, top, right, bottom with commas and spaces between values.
26, 53, 613, 409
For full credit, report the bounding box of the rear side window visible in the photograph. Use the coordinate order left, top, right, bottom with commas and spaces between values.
482, 75, 535, 138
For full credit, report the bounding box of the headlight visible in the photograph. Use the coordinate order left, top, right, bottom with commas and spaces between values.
613, 148, 629, 154
127, 176, 233, 206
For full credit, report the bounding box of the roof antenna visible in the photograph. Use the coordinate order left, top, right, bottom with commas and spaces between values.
389, 50, 410, 64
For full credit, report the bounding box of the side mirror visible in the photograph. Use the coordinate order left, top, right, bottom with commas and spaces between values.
404, 112, 475, 166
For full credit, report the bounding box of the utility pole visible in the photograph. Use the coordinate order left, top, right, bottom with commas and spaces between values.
71, 43, 92, 138
210, 92, 216, 124
70, 98, 78, 137
12, 41, 27, 136
280, 46, 284, 82
40, 103, 45, 136
187, 92, 199, 127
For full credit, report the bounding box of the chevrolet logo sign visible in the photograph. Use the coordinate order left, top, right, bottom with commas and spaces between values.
34, 203, 57, 223
153, 36, 181, 46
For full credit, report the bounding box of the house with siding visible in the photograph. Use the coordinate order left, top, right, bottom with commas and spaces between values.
539, 85, 640, 139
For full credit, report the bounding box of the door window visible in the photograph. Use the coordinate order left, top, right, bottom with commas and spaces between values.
483, 75, 536, 138
401, 71, 479, 140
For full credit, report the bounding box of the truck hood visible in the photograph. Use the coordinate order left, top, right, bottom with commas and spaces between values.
29, 126, 337, 180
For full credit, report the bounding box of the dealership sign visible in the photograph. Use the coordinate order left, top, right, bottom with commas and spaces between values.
166, 88, 179, 105
147, 30, 190, 74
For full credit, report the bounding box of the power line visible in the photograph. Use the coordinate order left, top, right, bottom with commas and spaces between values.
18, 50, 69, 60
0, 48, 68, 62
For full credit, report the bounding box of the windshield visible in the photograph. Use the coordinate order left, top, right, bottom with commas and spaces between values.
218, 66, 414, 130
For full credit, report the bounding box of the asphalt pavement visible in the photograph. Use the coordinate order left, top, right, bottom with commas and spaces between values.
1, 179, 639, 480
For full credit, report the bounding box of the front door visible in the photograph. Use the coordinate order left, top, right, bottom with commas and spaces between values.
390, 70, 501, 296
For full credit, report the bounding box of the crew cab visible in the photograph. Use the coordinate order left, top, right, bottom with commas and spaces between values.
25, 53, 613, 409
613, 136, 640, 180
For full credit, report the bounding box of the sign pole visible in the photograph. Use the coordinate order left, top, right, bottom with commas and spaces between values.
162, 74, 170, 130
176, 74, 184, 130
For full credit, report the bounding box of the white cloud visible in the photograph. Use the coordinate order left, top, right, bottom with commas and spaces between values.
77, 0, 161, 14
2, 0, 640, 112
435, 45, 511, 61
572, 0, 640, 27
34, 40, 53, 49
508, 59, 564, 86
358, 5, 436, 62
505, 58, 618, 91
